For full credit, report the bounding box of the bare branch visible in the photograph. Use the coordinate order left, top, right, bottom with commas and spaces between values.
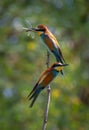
42, 51, 51, 130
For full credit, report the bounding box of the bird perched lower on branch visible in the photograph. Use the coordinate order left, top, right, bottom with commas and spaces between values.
28, 62, 68, 107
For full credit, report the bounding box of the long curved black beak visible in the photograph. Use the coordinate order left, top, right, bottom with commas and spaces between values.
61, 63, 69, 66
56, 63, 68, 67
26, 28, 44, 32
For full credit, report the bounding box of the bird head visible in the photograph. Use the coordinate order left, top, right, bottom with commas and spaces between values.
52, 62, 68, 72
26, 24, 47, 35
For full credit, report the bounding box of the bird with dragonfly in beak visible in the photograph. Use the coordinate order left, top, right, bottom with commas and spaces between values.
26, 24, 67, 75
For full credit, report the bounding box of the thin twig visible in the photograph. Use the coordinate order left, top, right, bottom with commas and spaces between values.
42, 51, 51, 130
46, 51, 50, 68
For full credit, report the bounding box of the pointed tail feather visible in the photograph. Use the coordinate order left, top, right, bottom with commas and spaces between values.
30, 94, 39, 107
52, 50, 65, 64
29, 87, 43, 107
27, 83, 38, 98
29, 90, 36, 100
60, 70, 64, 75
56, 55, 64, 64
58, 48, 65, 63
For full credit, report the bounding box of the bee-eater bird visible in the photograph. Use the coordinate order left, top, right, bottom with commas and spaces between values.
27, 24, 65, 64
28, 62, 68, 107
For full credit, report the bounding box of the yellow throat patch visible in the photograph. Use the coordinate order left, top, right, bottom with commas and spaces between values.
37, 31, 43, 35
56, 66, 63, 72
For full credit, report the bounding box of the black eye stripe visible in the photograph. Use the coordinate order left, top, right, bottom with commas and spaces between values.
52, 64, 61, 68
35, 28, 45, 31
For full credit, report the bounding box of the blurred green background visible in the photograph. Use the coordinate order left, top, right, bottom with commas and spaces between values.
0, 0, 89, 130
